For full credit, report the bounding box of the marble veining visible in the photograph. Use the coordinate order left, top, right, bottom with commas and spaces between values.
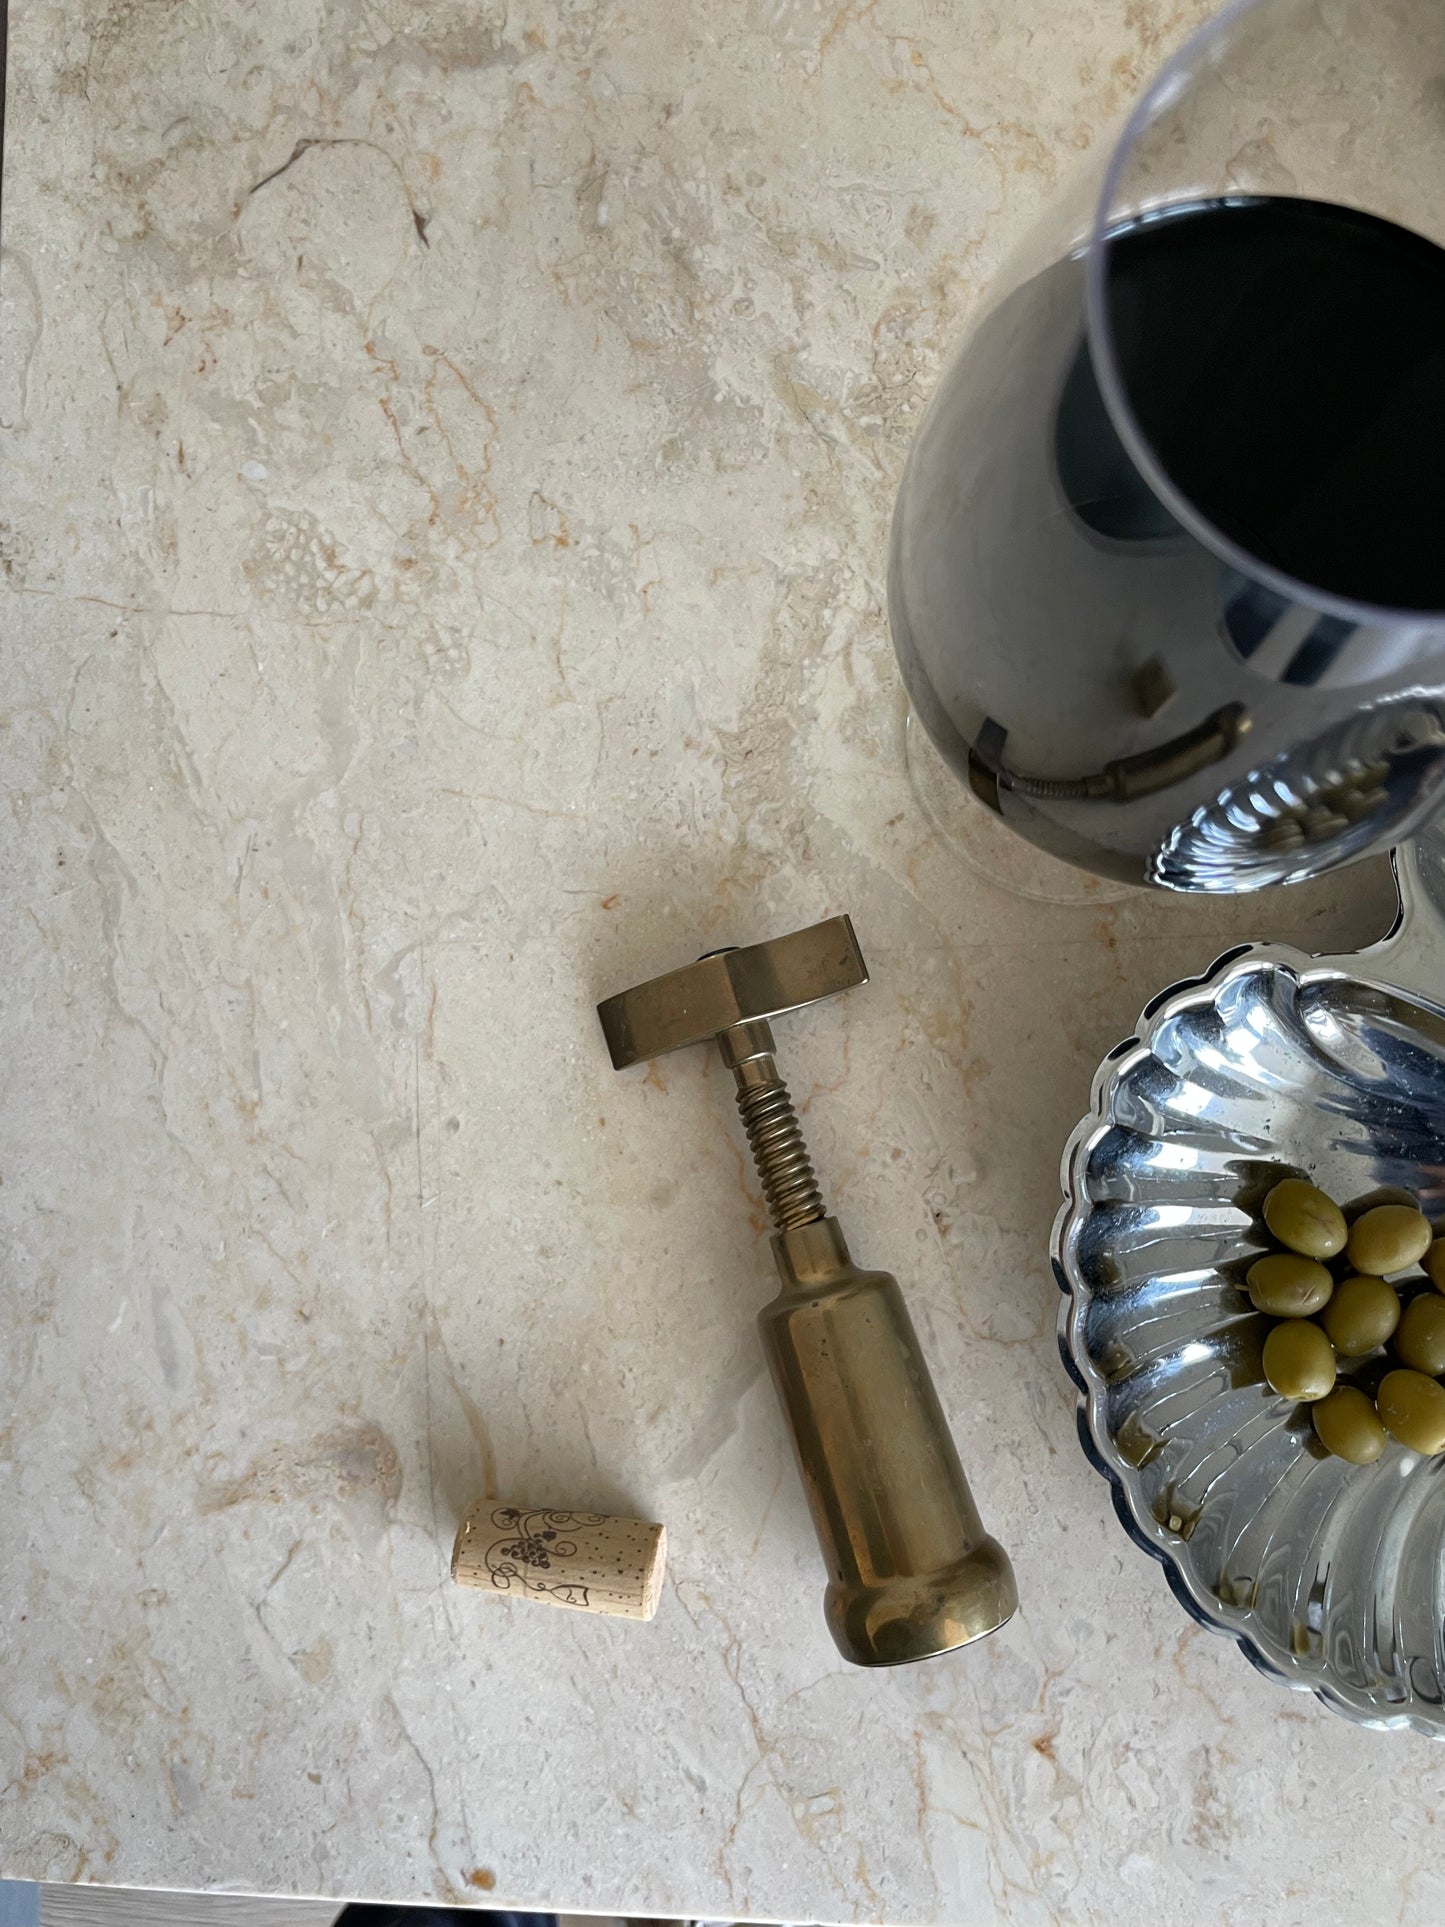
3, 0, 1443, 1920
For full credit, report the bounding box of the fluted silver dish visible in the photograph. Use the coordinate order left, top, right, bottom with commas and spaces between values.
1055, 817, 1445, 1731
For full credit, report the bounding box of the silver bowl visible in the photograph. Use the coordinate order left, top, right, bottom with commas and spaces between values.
1055, 820, 1445, 1733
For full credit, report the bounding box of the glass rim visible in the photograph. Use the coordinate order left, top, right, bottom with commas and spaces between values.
1082, 0, 1445, 628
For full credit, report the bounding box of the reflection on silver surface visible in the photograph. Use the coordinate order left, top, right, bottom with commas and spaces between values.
1153, 691, 1445, 891
1055, 821, 1445, 1732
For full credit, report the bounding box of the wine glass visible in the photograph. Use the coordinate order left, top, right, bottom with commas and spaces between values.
890, 0, 1445, 893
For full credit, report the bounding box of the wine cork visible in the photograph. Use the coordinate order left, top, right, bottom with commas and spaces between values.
451, 1500, 666, 1622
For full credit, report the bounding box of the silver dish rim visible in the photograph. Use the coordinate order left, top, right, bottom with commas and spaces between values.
1052, 846, 1445, 1734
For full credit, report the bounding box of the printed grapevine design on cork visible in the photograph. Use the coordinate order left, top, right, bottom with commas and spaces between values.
483, 1507, 606, 1607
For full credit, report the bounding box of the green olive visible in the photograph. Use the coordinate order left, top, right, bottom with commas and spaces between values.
1262, 1178, 1347, 1259
1246, 1252, 1334, 1317
1312, 1385, 1387, 1464
1262, 1320, 1336, 1401
1346, 1203, 1433, 1277
1377, 1369, 1445, 1454
1393, 1294, 1445, 1375
1319, 1274, 1400, 1353
1423, 1237, 1445, 1295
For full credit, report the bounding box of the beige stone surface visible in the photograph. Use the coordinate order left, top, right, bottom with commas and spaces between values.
0, 0, 1438, 1921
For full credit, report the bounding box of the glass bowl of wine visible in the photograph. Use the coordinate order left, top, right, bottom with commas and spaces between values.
890, 0, 1445, 892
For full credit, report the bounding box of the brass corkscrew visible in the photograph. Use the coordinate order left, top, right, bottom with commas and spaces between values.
598, 916, 1018, 1667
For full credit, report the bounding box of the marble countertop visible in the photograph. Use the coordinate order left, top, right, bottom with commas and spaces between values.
5, 0, 1445, 1920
